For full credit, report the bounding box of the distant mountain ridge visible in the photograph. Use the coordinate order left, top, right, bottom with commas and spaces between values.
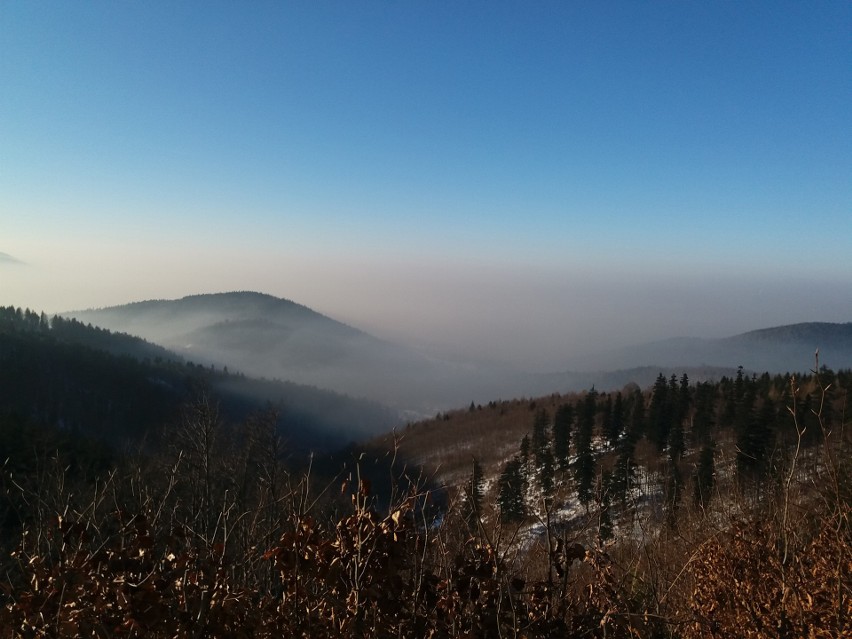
69, 293, 851, 414
593, 321, 852, 373
732, 321, 852, 345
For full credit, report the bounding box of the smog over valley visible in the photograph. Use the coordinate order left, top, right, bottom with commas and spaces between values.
1, 3, 851, 636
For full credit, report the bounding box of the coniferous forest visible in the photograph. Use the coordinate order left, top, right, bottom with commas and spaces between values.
0, 306, 850, 637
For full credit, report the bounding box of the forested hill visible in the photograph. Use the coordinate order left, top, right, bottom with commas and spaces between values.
69, 292, 365, 344
730, 321, 852, 347
0, 306, 397, 454
66, 292, 534, 413
2, 307, 177, 362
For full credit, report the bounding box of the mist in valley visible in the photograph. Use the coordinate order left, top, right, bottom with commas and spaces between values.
65, 280, 852, 421
3, 1, 850, 420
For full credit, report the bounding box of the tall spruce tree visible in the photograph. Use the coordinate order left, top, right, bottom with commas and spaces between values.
664, 460, 683, 529
607, 392, 624, 447
691, 381, 716, 447
464, 457, 485, 528
538, 446, 556, 499
630, 388, 646, 440
553, 403, 574, 471
598, 470, 614, 542
519, 434, 532, 488
601, 395, 613, 447
676, 373, 691, 427
611, 426, 638, 505
737, 397, 775, 480
497, 457, 525, 522
648, 373, 671, 451
531, 408, 549, 464
574, 389, 597, 507
735, 381, 760, 480
693, 441, 716, 510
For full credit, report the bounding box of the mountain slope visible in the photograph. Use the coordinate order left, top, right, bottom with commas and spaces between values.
0, 305, 396, 450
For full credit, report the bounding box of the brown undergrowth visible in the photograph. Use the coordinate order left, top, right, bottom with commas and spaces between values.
1, 369, 849, 637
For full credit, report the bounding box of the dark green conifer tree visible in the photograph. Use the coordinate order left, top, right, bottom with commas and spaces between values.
607, 392, 624, 447
611, 427, 638, 505
574, 389, 597, 507
690, 381, 716, 447
664, 459, 683, 529
538, 446, 555, 499
598, 470, 614, 542
668, 413, 685, 461
735, 381, 762, 480
737, 397, 775, 480
693, 441, 716, 509
630, 389, 646, 440
648, 373, 671, 451
464, 457, 485, 528
519, 434, 532, 488
676, 373, 691, 426
600, 394, 613, 447
553, 403, 574, 471
531, 408, 549, 463
497, 457, 525, 522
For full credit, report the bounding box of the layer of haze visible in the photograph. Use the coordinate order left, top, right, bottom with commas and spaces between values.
2, 2, 851, 372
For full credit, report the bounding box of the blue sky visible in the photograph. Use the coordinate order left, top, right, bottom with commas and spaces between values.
2, 2, 851, 368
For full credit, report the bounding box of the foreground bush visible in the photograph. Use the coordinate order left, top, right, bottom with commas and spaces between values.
2, 369, 849, 637
0, 491, 659, 638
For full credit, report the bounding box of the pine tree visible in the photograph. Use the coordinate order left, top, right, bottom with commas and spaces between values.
648, 373, 671, 451
693, 441, 715, 509
529, 409, 556, 501
664, 459, 683, 529
464, 457, 485, 528
574, 389, 597, 507
630, 389, 646, 440
666, 383, 686, 527
519, 434, 532, 488
668, 413, 685, 461
553, 403, 573, 471
611, 426, 638, 505
538, 446, 555, 499
733, 365, 745, 402
737, 396, 774, 480
601, 394, 613, 447
691, 381, 716, 447
497, 457, 525, 522
735, 382, 762, 480
598, 470, 614, 542
531, 408, 549, 463
607, 392, 624, 447
676, 372, 691, 426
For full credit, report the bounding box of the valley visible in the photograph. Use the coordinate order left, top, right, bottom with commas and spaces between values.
67, 291, 852, 419
0, 296, 849, 637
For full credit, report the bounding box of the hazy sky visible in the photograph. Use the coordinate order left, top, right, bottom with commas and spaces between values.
2, 2, 851, 370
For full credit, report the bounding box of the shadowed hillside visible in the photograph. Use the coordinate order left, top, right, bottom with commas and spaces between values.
0, 306, 397, 451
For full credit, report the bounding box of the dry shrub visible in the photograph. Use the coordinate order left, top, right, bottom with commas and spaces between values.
685, 512, 851, 638
0, 486, 662, 638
